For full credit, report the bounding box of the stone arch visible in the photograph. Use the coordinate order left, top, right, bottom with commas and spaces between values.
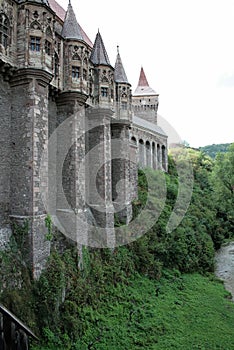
54, 51, 59, 78
101, 76, 109, 83
139, 139, 145, 168
146, 140, 151, 167
46, 26, 53, 37
30, 20, 41, 30
131, 136, 137, 144
72, 53, 81, 61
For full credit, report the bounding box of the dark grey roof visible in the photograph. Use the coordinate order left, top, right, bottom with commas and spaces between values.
90, 31, 111, 66
114, 50, 129, 84
17, 0, 49, 4
133, 115, 167, 137
62, 2, 85, 41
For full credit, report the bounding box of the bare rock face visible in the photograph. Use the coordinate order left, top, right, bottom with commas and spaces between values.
215, 242, 234, 301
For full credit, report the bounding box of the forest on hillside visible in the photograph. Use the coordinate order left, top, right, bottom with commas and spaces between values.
199, 142, 232, 158
0, 144, 234, 349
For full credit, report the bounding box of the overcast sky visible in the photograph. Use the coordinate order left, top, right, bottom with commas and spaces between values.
56, 0, 234, 148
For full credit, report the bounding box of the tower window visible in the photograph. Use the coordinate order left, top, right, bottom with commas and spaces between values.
101, 87, 108, 97
72, 66, 80, 78
30, 36, 41, 52
121, 102, 127, 110
45, 40, 51, 55
54, 52, 59, 78
83, 68, 87, 80
0, 14, 10, 49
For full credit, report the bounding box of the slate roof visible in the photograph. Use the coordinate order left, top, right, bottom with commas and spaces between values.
134, 67, 157, 96
49, 0, 93, 47
90, 31, 111, 66
48, 0, 66, 20
114, 48, 129, 84
133, 115, 167, 137
17, 0, 49, 4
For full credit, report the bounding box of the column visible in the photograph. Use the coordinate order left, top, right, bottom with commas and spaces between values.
86, 106, 115, 248
111, 123, 132, 224
10, 68, 52, 278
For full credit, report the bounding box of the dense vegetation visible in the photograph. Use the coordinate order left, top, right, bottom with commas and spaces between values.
199, 142, 231, 158
0, 144, 234, 349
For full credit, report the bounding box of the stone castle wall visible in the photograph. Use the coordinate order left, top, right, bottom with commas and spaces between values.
0, 0, 168, 277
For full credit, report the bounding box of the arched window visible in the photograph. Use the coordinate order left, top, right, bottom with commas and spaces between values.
139, 139, 145, 168
0, 14, 10, 49
54, 52, 59, 78
146, 141, 151, 167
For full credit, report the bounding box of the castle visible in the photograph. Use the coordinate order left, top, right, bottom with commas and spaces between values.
0, 0, 167, 277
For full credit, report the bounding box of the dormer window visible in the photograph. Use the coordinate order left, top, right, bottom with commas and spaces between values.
30, 36, 40, 52
0, 14, 10, 49
45, 40, 51, 55
72, 66, 80, 79
101, 87, 108, 97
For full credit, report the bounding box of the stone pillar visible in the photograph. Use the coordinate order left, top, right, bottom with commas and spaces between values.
0, 74, 12, 249
55, 92, 88, 249
157, 144, 162, 170
111, 123, 132, 224
10, 68, 52, 278
146, 141, 151, 168
129, 138, 138, 201
86, 106, 114, 248
152, 142, 156, 170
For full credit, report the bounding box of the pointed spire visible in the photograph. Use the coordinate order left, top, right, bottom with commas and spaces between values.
138, 67, 149, 87
114, 46, 129, 84
61, 1, 92, 46
62, 2, 84, 40
134, 67, 157, 96
90, 31, 111, 66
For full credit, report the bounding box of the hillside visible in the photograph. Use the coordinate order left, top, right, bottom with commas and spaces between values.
199, 143, 232, 158
1, 146, 234, 349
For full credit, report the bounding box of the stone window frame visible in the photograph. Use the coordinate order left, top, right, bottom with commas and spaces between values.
30, 36, 41, 52
0, 13, 10, 49
45, 39, 51, 56
101, 86, 108, 97
54, 51, 59, 78
83, 68, 87, 81
121, 101, 127, 110
72, 65, 80, 79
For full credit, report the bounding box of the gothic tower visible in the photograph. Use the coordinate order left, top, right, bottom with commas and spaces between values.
132, 67, 159, 125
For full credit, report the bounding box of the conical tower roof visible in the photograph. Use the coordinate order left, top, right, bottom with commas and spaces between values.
61, 1, 92, 46
134, 67, 157, 96
114, 47, 129, 84
90, 31, 111, 66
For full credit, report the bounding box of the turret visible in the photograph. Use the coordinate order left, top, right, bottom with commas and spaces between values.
61, 0, 92, 99
16, 0, 56, 73
132, 67, 159, 124
114, 46, 132, 122
90, 30, 115, 110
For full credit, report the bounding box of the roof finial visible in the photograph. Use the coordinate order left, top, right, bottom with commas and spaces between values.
68, 0, 71, 4
117, 45, 119, 54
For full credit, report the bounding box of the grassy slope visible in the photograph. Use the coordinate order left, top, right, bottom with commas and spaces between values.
33, 272, 234, 350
